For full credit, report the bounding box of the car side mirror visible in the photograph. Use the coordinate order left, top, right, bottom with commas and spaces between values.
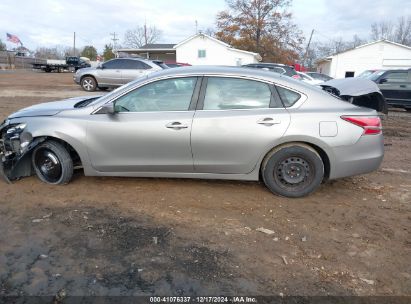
96, 102, 115, 114
379, 78, 387, 84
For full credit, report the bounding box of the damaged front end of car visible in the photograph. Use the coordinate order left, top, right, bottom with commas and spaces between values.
0, 120, 45, 183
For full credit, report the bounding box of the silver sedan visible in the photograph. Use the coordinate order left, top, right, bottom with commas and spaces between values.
0, 67, 384, 197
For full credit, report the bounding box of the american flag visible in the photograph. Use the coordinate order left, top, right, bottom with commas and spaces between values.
6, 33, 21, 45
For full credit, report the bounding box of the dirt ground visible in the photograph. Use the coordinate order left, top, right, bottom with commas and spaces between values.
0, 70, 410, 297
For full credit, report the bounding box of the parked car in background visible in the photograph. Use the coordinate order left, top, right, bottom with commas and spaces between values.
1, 66, 384, 198
74, 58, 168, 91
165, 61, 191, 68
297, 72, 323, 85
305, 72, 333, 82
362, 69, 411, 111
242, 63, 301, 80
356, 69, 379, 79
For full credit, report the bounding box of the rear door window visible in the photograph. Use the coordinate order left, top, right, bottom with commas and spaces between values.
202, 77, 273, 110
102, 59, 122, 69
124, 60, 152, 70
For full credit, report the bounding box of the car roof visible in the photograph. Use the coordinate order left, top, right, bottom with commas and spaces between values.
381, 68, 411, 72
141, 65, 317, 93
145, 65, 284, 80
110, 57, 155, 64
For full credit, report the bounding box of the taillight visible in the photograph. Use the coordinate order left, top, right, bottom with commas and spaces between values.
292, 75, 301, 79
341, 116, 382, 135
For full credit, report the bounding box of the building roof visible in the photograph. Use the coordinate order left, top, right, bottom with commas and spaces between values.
139, 43, 176, 50
116, 44, 176, 53
174, 33, 231, 49
317, 39, 411, 63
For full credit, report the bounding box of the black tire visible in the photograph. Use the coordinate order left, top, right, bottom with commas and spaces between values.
261, 144, 324, 198
32, 141, 73, 185
81, 76, 97, 92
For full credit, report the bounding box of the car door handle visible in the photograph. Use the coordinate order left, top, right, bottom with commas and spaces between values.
257, 117, 280, 126
166, 122, 188, 129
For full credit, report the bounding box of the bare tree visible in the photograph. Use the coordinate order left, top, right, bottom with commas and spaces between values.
350, 34, 366, 48
370, 16, 411, 45
34, 45, 80, 59
395, 16, 411, 45
34, 47, 63, 59
123, 24, 162, 48
371, 21, 394, 41
204, 27, 215, 36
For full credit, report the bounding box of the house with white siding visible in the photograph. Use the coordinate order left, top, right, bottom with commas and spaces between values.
174, 33, 261, 66
316, 40, 411, 79
116, 33, 261, 66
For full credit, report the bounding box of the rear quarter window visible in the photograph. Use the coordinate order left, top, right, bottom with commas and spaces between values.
276, 86, 301, 107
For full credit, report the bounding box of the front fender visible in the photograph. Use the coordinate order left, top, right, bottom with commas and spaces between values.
0, 137, 46, 182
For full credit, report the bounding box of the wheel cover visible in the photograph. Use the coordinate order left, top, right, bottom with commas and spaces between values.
82, 79, 94, 91
274, 156, 314, 191
34, 148, 62, 183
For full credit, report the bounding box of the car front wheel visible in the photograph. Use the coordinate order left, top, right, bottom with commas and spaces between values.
81, 76, 97, 91
262, 144, 324, 198
32, 141, 73, 185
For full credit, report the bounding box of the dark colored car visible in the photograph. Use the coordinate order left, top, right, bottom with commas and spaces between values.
242, 63, 301, 80
367, 69, 411, 111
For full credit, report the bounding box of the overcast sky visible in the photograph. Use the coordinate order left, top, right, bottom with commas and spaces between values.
1, 0, 410, 53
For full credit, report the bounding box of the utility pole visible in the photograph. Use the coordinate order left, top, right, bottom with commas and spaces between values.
302, 29, 314, 69
73, 32, 76, 56
110, 32, 119, 57
144, 21, 147, 45
110, 32, 119, 50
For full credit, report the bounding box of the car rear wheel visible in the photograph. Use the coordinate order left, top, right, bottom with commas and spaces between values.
32, 141, 73, 185
81, 76, 97, 91
262, 145, 324, 198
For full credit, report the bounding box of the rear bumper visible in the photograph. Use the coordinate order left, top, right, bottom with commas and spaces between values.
329, 134, 384, 179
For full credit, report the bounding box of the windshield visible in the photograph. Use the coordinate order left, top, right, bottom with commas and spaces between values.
367, 71, 386, 81
357, 70, 376, 78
